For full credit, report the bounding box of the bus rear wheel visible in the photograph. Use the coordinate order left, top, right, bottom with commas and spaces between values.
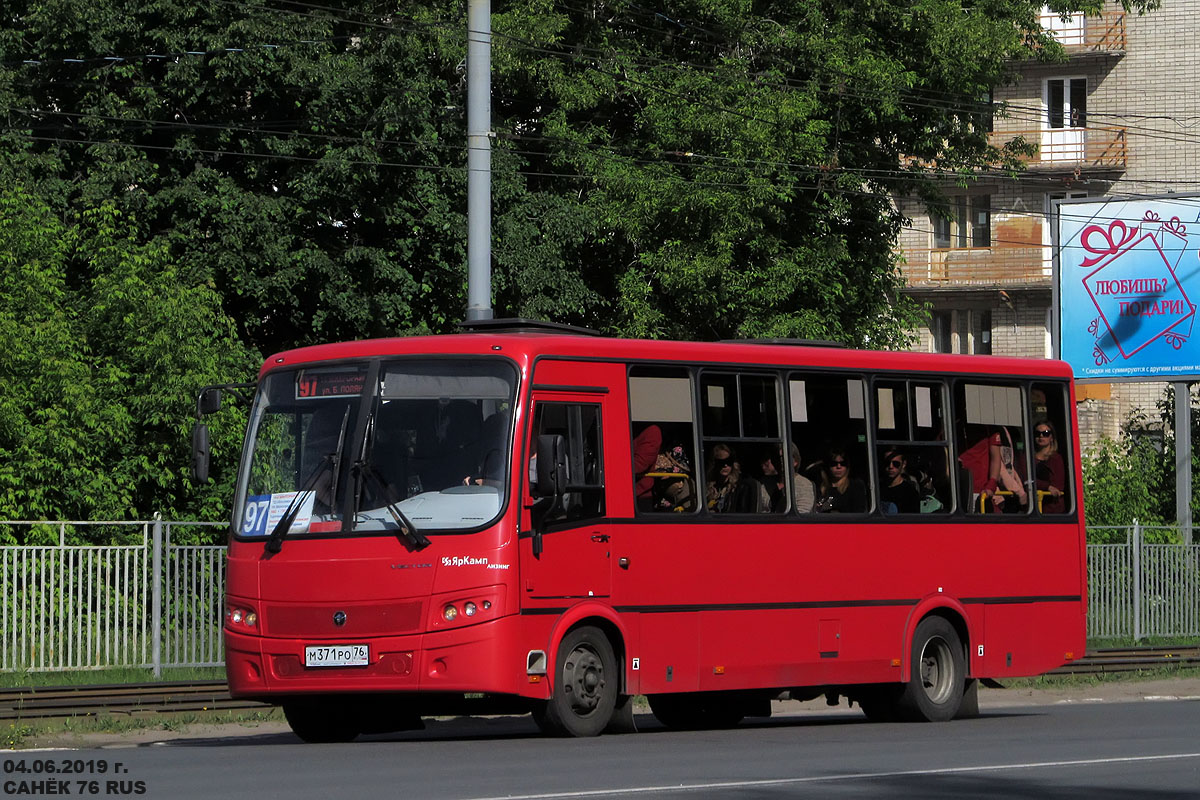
648, 693, 746, 730
282, 698, 360, 743
897, 616, 965, 722
533, 626, 618, 737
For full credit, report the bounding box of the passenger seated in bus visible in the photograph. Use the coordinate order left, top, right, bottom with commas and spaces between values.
959, 425, 1027, 513
632, 424, 663, 510
814, 447, 868, 513
985, 426, 1028, 513
879, 449, 920, 514
650, 443, 694, 512
706, 443, 769, 513
760, 451, 786, 511
761, 445, 814, 513
788, 443, 816, 513
1032, 418, 1066, 513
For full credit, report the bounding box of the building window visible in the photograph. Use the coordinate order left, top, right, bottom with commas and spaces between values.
1047, 78, 1087, 129
933, 196, 991, 249
977, 310, 992, 355
931, 311, 953, 353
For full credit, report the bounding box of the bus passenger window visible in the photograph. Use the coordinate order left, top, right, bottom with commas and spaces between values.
699, 372, 785, 515
629, 367, 698, 513
789, 374, 869, 514
874, 380, 951, 515
1031, 383, 1072, 515
954, 383, 1029, 514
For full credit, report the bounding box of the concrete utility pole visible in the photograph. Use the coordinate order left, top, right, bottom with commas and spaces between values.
465, 0, 494, 321
1175, 382, 1193, 540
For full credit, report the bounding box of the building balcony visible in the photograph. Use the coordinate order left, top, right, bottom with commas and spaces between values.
898, 245, 1049, 288
1039, 10, 1126, 55
988, 126, 1126, 172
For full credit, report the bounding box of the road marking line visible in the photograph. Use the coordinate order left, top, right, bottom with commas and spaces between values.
462, 752, 1200, 800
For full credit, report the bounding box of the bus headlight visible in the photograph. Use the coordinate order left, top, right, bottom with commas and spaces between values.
225, 602, 259, 630
432, 588, 503, 629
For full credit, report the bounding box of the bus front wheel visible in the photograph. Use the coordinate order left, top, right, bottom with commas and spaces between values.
897, 616, 965, 722
282, 698, 360, 743
533, 626, 618, 737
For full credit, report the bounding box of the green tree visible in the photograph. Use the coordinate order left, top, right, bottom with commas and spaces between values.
0, 0, 1158, 353
0, 171, 253, 537
0, 181, 93, 531
0, 0, 1160, 525
1082, 389, 1199, 543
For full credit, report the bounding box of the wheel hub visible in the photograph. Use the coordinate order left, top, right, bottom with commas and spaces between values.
564, 645, 605, 713
919, 636, 954, 704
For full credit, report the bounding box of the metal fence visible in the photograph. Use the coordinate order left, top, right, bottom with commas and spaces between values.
0, 520, 225, 674
1087, 524, 1200, 640
1, 521, 1198, 674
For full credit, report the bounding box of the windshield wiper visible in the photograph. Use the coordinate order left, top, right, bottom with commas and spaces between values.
350, 409, 430, 551
265, 406, 352, 554
265, 453, 336, 554
354, 461, 431, 551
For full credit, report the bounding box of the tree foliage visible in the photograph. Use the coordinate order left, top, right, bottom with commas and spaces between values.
1082, 394, 1200, 543
0, 169, 254, 540
0, 0, 1160, 523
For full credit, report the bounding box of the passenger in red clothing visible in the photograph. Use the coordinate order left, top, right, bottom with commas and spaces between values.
1033, 419, 1067, 514
632, 424, 663, 507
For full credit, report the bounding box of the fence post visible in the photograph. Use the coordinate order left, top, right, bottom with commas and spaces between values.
1132, 519, 1141, 642
152, 515, 163, 678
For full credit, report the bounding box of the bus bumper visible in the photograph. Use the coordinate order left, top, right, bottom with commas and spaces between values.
224, 614, 541, 699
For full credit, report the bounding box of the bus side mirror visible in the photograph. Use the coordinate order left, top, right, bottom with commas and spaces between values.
534, 434, 568, 498
197, 388, 222, 417
191, 423, 211, 483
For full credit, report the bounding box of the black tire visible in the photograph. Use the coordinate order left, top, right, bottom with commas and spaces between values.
897, 616, 965, 722
532, 626, 618, 737
857, 685, 903, 722
283, 699, 360, 743
648, 692, 746, 730
604, 694, 638, 734
648, 694, 706, 730
955, 678, 980, 719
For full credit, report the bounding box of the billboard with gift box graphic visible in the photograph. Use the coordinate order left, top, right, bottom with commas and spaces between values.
1056, 195, 1200, 381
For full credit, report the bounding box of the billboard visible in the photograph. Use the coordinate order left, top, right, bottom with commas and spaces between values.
1056, 194, 1200, 382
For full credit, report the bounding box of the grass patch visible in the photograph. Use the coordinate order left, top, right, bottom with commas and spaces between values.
1087, 637, 1200, 649
0, 666, 226, 689
1001, 665, 1200, 690
5, 707, 284, 749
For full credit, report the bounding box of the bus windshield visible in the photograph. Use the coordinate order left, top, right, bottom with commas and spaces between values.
233, 358, 517, 539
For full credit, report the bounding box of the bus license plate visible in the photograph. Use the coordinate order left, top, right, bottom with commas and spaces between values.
305, 644, 369, 667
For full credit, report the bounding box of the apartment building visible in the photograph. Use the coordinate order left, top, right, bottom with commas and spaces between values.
896, 2, 1200, 449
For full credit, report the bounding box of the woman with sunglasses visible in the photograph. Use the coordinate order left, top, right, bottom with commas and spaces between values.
1032, 419, 1066, 514
706, 444, 769, 513
815, 447, 868, 513
879, 449, 920, 514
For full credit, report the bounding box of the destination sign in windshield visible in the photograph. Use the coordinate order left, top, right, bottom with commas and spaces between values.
296, 369, 366, 399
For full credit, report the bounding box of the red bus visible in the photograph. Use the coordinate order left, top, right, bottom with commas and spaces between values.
203, 319, 1086, 741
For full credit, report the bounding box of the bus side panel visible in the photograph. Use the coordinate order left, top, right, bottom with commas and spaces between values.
635, 613, 701, 695
980, 601, 1085, 678
694, 607, 906, 692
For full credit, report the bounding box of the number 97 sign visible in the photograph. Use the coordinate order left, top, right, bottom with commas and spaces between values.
240, 493, 315, 537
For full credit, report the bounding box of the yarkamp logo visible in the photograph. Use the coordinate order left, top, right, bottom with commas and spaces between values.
441, 555, 510, 570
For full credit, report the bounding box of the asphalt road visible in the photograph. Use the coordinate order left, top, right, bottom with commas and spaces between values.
7, 687, 1200, 800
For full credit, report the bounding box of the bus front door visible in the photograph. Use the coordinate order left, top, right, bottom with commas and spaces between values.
520, 392, 611, 600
